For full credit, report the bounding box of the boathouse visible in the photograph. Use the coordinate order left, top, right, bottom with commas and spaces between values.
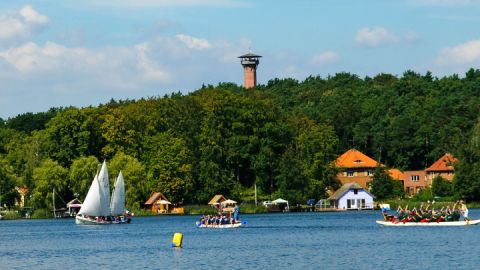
208, 195, 227, 212
144, 192, 171, 214
328, 183, 374, 210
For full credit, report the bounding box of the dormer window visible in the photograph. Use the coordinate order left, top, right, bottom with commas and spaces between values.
354, 159, 363, 163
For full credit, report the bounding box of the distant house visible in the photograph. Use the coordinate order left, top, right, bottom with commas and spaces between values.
335, 149, 379, 189
402, 170, 428, 195
425, 153, 457, 183
328, 183, 374, 210
14, 186, 28, 208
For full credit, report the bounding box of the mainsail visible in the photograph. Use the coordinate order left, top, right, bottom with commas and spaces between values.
97, 160, 111, 216
77, 174, 104, 217
110, 171, 125, 216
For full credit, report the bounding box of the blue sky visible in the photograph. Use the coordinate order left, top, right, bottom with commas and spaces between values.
2, 0, 480, 118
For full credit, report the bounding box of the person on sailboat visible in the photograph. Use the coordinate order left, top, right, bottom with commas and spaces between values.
233, 204, 239, 222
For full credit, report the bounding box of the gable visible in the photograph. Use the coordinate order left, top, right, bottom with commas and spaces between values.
426, 153, 457, 172
335, 149, 379, 168
144, 192, 168, 205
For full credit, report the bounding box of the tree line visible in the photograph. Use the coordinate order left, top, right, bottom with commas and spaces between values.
2, 69, 480, 212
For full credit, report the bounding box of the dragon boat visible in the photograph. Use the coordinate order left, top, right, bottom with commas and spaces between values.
376, 219, 480, 226
195, 221, 245, 228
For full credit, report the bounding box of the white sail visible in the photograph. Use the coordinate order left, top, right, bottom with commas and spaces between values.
110, 171, 125, 216
78, 174, 104, 216
97, 160, 111, 216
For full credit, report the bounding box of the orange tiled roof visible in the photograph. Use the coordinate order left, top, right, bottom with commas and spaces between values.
426, 153, 457, 172
335, 149, 379, 168
388, 169, 405, 180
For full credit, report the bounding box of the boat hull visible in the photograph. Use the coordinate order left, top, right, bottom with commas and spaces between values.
195, 221, 243, 228
376, 219, 480, 226
75, 215, 111, 225
75, 215, 131, 225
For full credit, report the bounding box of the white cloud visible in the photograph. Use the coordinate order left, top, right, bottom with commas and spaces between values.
0, 34, 247, 94
0, 32, 253, 117
311, 51, 340, 66
0, 5, 49, 41
135, 43, 170, 81
19, 5, 49, 25
175, 34, 211, 50
355, 27, 397, 48
0, 41, 170, 83
434, 39, 480, 68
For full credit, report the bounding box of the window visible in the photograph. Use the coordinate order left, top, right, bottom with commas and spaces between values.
347, 170, 354, 177
353, 189, 358, 195
367, 169, 373, 176
411, 175, 419, 182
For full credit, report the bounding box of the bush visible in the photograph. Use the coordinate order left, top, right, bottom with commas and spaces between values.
31, 208, 51, 219
238, 203, 267, 214
2, 210, 21, 220
184, 205, 217, 215
413, 187, 433, 202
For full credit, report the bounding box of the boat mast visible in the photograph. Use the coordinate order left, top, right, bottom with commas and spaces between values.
53, 188, 56, 218
254, 181, 257, 206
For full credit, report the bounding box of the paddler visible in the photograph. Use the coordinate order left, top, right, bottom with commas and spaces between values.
460, 200, 469, 221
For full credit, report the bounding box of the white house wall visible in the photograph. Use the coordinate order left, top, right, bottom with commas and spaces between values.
338, 190, 374, 209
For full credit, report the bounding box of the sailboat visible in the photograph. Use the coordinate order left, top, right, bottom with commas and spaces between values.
75, 161, 131, 225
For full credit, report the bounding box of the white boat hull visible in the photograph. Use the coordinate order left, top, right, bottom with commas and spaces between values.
376, 219, 480, 226
196, 221, 243, 228
75, 215, 131, 225
75, 215, 111, 225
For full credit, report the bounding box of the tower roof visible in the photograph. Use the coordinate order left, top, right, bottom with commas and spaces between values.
238, 52, 262, 58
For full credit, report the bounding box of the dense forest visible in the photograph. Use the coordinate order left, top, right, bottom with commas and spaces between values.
2, 69, 480, 212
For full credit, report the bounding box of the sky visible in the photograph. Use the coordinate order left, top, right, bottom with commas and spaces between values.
2, 0, 480, 118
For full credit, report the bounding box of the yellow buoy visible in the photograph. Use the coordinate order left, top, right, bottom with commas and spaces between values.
172, 232, 183, 248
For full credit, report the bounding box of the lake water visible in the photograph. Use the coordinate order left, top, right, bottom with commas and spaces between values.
1, 210, 479, 270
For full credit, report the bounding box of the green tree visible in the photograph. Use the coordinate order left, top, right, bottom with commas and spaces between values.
277, 116, 339, 203
43, 108, 90, 166
31, 159, 68, 210
69, 156, 100, 199
0, 158, 20, 207
454, 119, 480, 200
431, 176, 453, 197
5, 131, 46, 190
142, 131, 193, 203
370, 166, 394, 200
109, 152, 147, 210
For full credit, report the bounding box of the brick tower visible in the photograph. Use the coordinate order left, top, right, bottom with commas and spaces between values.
239, 52, 261, 89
